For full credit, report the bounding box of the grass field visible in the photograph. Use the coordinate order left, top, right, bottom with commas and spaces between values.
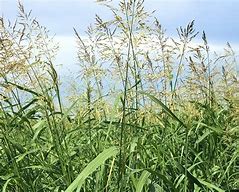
0, 1, 238, 191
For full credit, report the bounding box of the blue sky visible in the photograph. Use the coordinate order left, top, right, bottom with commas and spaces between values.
1, 0, 239, 42
1, 0, 239, 76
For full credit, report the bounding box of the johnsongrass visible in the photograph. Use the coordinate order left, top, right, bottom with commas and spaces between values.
0, 1, 238, 191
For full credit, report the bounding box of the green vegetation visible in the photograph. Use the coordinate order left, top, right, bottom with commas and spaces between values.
0, 1, 238, 191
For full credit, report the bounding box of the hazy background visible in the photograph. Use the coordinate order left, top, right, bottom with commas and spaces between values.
1, 0, 239, 81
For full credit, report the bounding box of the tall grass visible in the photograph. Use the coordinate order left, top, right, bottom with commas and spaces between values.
0, 0, 239, 191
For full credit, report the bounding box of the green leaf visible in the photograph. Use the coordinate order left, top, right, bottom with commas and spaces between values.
135, 170, 151, 192
59, 97, 81, 124
139, 91, 187, 128
23, 165, 53, 172
32, 120, 46, 142
195, 130, 212, 145
16, 149, 40, 162
145, 169, 178, 192
3, 82, 42, 97
198, 122, 223, 134
2, 178, 13, 192
65, 146, 118, 192
176, 162, 205, 189
198, 179, 225, 192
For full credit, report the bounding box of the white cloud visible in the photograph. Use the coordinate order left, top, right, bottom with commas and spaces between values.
53, 34, 239, 77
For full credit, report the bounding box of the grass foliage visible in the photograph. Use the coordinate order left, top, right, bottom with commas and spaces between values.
0, 0, 239, 191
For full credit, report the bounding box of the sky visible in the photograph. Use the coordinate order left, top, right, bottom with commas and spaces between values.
1, 0, 239, 78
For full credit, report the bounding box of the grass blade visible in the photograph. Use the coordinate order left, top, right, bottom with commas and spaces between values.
139, 91, 187, 128
135, 170, 151, 192
198, 179, 225, 192
145, 169, 178, 192
65, 146, 118, 192
2, 178, 13, 192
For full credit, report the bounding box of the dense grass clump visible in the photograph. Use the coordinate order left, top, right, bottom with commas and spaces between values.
0, 1, 238, 191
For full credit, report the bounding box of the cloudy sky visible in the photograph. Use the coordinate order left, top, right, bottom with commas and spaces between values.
1, 0, 239, 76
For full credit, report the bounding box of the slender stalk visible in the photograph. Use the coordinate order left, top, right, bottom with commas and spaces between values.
118, 1, 136, 190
